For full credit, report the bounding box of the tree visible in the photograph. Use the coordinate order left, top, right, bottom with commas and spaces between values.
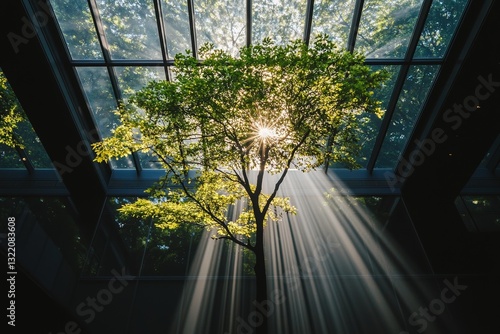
0, 69, 52, 168
0, 70, 25, 149
92, 34, 388, 334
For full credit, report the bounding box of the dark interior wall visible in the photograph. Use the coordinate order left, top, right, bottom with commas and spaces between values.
399, 0, 500, 274
399, 2, 500, 332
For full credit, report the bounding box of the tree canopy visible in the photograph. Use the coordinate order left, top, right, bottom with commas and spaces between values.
92, 34, 388, 250
0, 70, 53, 168
0, 70, 25, 149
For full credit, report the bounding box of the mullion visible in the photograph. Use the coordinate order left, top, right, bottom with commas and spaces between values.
303, 0, 314, 46
68, 58, 442, 67
153, 0, 171, 81
187, 0, 198, 58
16, 146, 35, 174
347, 0, 364, 52
69, 60, 174, 67
246, 0, 252, 47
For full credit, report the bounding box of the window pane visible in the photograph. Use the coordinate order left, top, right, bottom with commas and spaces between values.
0, 144, 23, 168
1, 69, 53, 169
252, 0, 307, 45
96, 0, 162, 60
376, 65, 440, 168
311, 0, 356, 48
0, 197, 89, 275
355, 65, 401, 168
357, 0, 424, 58
76, 67, 134, 169
0, 117, 52, 169
161, 0, 192, 58
141, 223, 203, 276
194, 0, 246, 57
49, 0, 103, 60
479, 134, 500, 169
414, 0, 469, 58
84, 197, 151, 276
115, 66, 166, 100
461, 196, 500, 232
114, 67, 167, 169
76, 67, 118, 138
138, 150, 162, 169
16, 121, 53, 168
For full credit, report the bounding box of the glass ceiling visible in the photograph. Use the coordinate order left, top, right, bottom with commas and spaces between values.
47, 0, 469, 173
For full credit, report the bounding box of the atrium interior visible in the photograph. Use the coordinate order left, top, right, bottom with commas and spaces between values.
1, 1, 499, 333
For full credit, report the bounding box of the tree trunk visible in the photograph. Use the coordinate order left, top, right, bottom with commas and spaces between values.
253, 214, 268, 334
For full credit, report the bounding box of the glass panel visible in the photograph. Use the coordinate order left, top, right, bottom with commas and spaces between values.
349, 65, 401, 168
109, 197, 152, 275
110, 155, 136, 169
351, 195, 399, 226
16, 121, 53, 168
0, 144, 23, 168
138, 150, 163, 169
479, 134, 500, 168
49, 0, 103, 60
0, 197, 90, 274
141, 222, 203, 276
414, 0, 469, 58
85, 197, 152, 276
96, 0, 162, 60
75, 67, 134, 169
161, 0, 192, 58
115, 66, 166, 101
115, 67, 166, 169
76, 67, 118, 138
194, 0, 246, 57
0, 132, 47, 170
328, 65, 401, 169
252, 0, 307, 45
311, 0, 356, 48
376, 65, 440, 168
28, 197, 90, 273
461, 195, 500, 232
81, 223, 108, 276
357, 0, 424, 58
1, 69, 53, 168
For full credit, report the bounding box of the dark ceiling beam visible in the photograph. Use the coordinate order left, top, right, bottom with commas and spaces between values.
0, 170, 68, 196
187, 0, 198, 58
0, 0, 109, 225
303, 0, 314, 46
152, 0, 172, 81
246, 0, 252, 47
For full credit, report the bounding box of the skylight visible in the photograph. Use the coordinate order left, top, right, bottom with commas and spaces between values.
48, 0, 469, 174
